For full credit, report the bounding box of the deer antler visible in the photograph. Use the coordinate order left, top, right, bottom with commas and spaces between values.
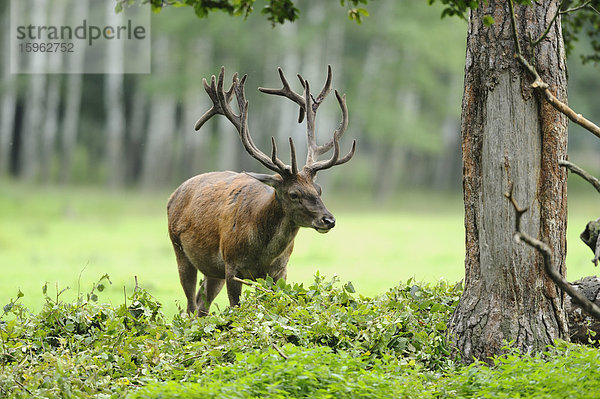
258, 65, 356, 177
195, 67, 297, 177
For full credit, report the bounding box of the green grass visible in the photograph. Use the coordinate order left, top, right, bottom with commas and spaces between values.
0, 180, 597, 318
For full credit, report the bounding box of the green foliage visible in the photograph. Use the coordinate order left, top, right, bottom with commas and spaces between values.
130, 346, 421, 398
168, 274, 461, 371
0, 273, 458, 397
427, 0, 600, 63
440, 342, 600, 398
2, 273, 600, 398
562, 0, 600, 64
116, 0, 370, 24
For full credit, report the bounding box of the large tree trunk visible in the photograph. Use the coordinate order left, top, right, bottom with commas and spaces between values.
449, 0, 569, 362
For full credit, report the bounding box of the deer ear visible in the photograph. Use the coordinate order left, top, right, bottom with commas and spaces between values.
244, 172, 282, 187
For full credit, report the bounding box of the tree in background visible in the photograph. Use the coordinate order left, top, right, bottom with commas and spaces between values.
1, 0, 467, 188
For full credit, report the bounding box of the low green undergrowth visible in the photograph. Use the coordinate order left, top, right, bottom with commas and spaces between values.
1, 274, 599, 398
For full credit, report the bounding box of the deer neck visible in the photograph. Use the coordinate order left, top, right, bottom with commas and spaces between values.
258, 192, 299, 252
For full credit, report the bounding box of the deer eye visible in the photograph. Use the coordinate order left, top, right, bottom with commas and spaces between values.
289, 191, 300, 201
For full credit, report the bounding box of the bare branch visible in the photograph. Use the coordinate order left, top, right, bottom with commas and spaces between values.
533, 0, 566, 47
505, 183, 600, 321
560, 1, 592, 14
507, 0, 600, 140
508, 0, 523, 56
504, 182, 529, 232
272, 343, 289, 360
559, 160, 600, 194
232, 276, 271, 293
559, 161, 600, 265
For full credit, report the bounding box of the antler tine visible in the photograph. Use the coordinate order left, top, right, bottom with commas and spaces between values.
313, 90, 349, 157
269, 137, 290, 173
304, 90, 355, 175
304, 80, 317, 164
259, 67, 306, 123
194, 68, 237, 131
237, 102, 290, 175
195, 66, 294, 177
289, 137, 298, 175
304, 66, 336, 164
258, 67, 306, 106
314, 65, 333, 105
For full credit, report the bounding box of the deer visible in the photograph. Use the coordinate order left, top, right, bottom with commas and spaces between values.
167, 65, 356, 316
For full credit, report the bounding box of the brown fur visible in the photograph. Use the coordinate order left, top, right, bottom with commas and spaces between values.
167, 170, 335, 315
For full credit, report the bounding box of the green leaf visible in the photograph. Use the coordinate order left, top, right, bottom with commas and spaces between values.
483, 15, 495, 26
344, 281, 356, 293
357, 7, 369, 16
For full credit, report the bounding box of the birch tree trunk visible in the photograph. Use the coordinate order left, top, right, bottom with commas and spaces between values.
448, 0, 569, 362
104, 1, 126, 187
60, 0, 88, 183
125, 82, 147, 183
141, 37, 176, 188
40, 4, 66, 183
177, 38, 212, 179
375, 89, 417, 200
19, 0, 48, 180
0, 3, 17, 174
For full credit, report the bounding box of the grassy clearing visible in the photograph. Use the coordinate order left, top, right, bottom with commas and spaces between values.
0, 180, 597, 318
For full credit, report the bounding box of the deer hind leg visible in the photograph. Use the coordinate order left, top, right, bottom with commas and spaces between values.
196, 277, 225, 316
172, 242, 198, 314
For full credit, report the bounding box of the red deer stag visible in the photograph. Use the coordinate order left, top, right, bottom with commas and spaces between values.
167, 66, 355, 315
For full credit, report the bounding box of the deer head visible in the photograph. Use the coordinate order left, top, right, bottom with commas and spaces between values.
194, 66, 356, 233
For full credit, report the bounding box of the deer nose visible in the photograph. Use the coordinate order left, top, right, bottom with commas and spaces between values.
322, 215, 336, 229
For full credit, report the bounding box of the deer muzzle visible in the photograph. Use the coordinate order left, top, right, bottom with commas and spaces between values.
313, 214, 336, 234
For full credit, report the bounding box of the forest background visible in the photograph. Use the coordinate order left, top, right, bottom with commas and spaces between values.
0, 1, 599, 317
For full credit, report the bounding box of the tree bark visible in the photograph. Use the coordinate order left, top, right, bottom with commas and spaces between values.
567, 276, 600, 345
449, 0, 569, 362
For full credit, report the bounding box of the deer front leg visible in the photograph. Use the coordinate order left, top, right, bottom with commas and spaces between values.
225, 267, 243, 308
196, 277, 225, 316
